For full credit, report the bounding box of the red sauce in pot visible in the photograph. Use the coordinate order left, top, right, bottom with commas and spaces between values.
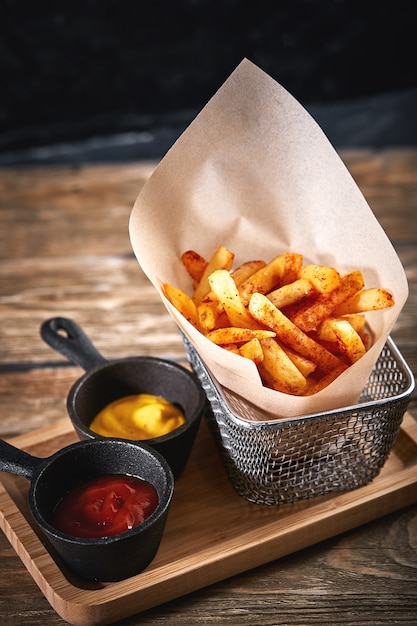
52, 474, 158, 539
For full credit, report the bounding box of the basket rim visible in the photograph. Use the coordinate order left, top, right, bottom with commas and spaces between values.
184, 334, 416, 430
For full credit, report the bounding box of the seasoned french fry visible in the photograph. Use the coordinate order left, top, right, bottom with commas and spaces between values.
197, 299, 222, 332
281, 252, 303, 285
332, 288, 394, 315
304, 363, 348, 395
249, 293, 345, 372
209, 269, 260, 329
316, 318, 366, 364
358, 327, 372, 351
238, 338, 264, 364
192, 245, 234, 305
206, 327, 276, 345
316, 315, 365, 341
198, 281, 247, 331
340, 314, 366, 335
238, 254, 288, 305
267, 278, 313, 308
223, 343, 240, 355
258, 338, 307, 395
168, 245, 395, 396
286, 270, 365, 332
299, 264, 341, 293
231, 260, 267, 286
281, 345, 317, 377
181, 250, 208, 283
163, 283, 199, 328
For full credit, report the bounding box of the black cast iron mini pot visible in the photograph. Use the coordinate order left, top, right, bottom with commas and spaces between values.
0, 437, 174, 581
40, 317, 207, 478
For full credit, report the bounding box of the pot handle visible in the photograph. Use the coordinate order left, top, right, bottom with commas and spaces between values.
0, 439, 41, 480
40, 317, 107, 371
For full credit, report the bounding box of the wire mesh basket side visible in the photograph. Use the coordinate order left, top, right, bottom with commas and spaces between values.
184, 335, 414, 505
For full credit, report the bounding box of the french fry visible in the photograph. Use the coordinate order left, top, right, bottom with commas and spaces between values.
223, 343, 240, 355
165, 245, 395, 396
238, 253, 288, 305
316, 315, 365, 341
197, 299, 222, 332
249, 292, 345, 372
340, 314, 366, 335
281, 252, 303, 285
299, 264, 341, 293
358, 328, 372, 351
206, 327, 276, 345
304, 363, 348, 395
332, 288, 394, 315
208, 269, 260, 329
192, 245, 234, 305
181, 250, 208, 283
281, 345, 317, 377
286, 270, 365, 332
258, 338, 307, 395
238, 338, 264, 364
163, 283, 199, 329
267, 278, 313, 308
316, 318, 366, 364
231, 260, 267, 286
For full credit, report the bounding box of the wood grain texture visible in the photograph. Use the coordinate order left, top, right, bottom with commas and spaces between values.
0, 150, 416, 625
1, 414, 417, 626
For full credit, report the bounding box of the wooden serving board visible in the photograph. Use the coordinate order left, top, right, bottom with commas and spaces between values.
1, 413, 417, 626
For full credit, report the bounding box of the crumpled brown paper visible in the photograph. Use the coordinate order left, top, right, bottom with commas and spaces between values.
129, 58, 408, 420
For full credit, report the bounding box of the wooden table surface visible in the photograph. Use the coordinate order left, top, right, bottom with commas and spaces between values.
0, 149, 416, 625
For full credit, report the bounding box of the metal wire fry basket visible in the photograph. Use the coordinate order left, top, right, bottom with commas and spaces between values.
183, 335, 415, 505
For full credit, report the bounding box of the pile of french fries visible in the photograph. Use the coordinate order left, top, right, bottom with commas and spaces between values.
163, 246, 394, 396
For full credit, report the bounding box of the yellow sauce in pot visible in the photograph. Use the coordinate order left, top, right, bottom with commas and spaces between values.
89, 394, 185, 440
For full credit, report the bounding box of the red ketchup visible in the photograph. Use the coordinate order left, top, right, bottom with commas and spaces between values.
52, 474, 159, 539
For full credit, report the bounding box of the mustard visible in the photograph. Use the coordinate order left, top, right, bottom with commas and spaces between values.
89, 393, 185, 440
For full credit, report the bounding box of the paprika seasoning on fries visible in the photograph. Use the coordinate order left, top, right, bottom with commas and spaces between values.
163, 245, 394, 396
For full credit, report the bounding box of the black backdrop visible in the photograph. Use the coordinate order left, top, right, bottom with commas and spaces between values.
1, 0, 416, 160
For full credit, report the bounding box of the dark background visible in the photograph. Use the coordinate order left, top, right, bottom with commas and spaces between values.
1, 0, 417, 165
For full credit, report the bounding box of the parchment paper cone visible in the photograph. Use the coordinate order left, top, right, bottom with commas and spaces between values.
129, 58, 408, 421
